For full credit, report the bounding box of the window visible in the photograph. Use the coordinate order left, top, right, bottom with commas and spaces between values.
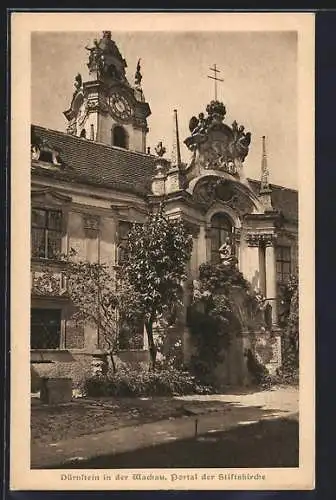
31, 308, 61, 349
276, 246, 291, 283
39, 150, 54, 162
112, 126, 127, 149
80, 129, 86, 138
32, 208, 62, 259
210, 213, 234, 263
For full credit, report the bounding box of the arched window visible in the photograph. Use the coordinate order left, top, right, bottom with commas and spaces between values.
112, 126, 128, 149
80, 129, 86, 139
210, 213, 234, 263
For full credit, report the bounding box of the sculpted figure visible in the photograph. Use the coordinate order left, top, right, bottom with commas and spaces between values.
219, 237, 237, 266
135, 59, 142, 86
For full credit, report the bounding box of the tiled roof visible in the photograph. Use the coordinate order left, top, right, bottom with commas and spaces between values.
248, 179, 298, 223
31, 125, 298, 222
31, 125, 159, 196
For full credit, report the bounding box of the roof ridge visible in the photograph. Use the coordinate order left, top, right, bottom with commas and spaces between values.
247, 177, 298, 193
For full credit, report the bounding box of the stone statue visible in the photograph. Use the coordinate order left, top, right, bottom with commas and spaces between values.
85, 39, 104, 73
74, 73, 82, 91
135, 58, 142, 86
230, 120, 251, 162
155, 141, 166, 157
219, 237, 237, 265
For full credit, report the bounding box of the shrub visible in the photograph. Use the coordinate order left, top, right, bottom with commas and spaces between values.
84, 367, 213, 397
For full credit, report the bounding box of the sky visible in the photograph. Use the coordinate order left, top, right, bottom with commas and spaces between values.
31, 30, 298, 188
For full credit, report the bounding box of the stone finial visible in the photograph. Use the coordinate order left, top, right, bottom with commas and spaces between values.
155, 141, 166, 157
170, 109, 181, 169
260, 135, 271, 193
134, 58, 142, 86
259, 135, 273, 211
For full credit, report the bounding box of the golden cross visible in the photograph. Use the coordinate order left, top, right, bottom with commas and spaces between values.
208, 64, 224, 100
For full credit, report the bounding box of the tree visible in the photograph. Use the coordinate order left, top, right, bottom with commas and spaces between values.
62, 252, 122, 372
32, 251, 143, 372
121, 203, 193, 370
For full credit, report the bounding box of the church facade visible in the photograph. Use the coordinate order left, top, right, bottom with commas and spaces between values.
31, 31, 298, 385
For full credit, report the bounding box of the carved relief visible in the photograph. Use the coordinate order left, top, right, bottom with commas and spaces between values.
184, 100, 251, 179
193, 177, 253, 216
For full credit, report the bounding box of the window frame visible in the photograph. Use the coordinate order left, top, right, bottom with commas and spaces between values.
31, 207, 63, 261
30, 307, 62, 350
276, 245, 292, 283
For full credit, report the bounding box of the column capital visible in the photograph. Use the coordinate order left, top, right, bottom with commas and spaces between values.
246, 231, 277, 247
245, 232, 260, 247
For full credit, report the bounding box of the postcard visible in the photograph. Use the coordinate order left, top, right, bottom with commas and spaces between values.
10, 11, 315, 491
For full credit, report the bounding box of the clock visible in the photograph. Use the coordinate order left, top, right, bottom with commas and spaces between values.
108, 93, 133, 120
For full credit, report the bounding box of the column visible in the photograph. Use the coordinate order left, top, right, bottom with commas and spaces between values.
244, 234, 261, 290
197, 224, 207, 265
204, 225, 213, 263
259, 243, 267, 296
265, 235, 278, 326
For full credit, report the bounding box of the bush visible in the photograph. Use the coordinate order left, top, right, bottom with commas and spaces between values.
84, 367, 213, 397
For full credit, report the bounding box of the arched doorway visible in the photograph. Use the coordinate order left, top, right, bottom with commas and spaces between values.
210, 212, 234, 263
112, 126, 128, 149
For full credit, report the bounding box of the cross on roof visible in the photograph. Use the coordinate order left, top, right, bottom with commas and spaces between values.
207, 64, 224, 100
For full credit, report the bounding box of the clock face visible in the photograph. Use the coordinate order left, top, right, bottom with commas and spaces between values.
108, 93, 133, 120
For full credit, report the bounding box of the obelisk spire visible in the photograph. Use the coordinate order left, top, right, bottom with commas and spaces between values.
259, 135, 273, 211
260, 135, 271, 193
170, 109, 181, 169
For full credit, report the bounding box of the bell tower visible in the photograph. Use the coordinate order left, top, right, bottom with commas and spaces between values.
64, 31, 151, 153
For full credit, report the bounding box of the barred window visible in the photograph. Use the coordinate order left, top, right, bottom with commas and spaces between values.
31, 308, 61, 349
32, 208, 62, 259
276, 246, 292, 283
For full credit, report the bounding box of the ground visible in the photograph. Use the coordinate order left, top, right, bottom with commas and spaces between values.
59, 416, 299, 468
31, 386, 299, 469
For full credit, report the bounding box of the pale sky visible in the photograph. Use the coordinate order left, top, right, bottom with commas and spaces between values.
31, 30, 298, 188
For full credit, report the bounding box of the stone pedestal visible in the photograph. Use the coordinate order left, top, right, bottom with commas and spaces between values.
40, 377, 72, 404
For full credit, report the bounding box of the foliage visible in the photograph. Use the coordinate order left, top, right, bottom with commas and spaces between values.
121, 203, 193, 369
84, 366, 213, 397
188, 261, 266, 384
278, 274, 299, 383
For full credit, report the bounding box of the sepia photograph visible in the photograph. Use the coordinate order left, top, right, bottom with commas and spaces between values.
10, 12, 315, 491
